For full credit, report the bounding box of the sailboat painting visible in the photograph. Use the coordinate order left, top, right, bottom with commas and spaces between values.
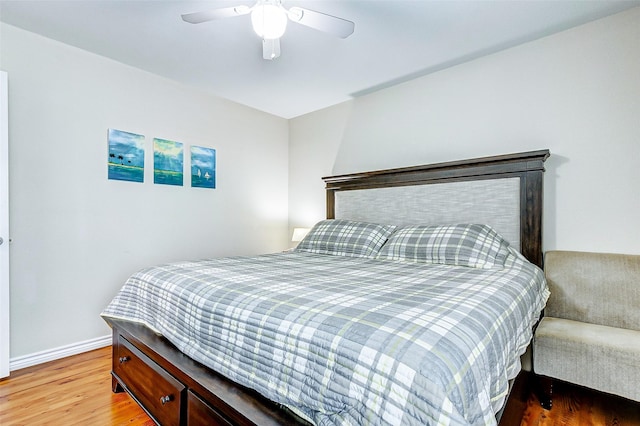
108, 129, 145, 182
191, 146, 216, 189
153, 138, 184, 186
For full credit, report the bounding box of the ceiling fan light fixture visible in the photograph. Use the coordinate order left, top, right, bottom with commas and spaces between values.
182, 1, 355, 60
251, 3, 288, 39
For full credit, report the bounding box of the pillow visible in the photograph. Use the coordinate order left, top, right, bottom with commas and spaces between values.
376, 224, 510, 268
294, 219, 396, 258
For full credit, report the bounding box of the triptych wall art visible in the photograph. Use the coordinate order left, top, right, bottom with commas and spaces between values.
107, 128, 216, 189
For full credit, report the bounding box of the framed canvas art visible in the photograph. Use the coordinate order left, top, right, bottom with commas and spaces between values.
108, 129, 145, 183
153, 138, 184, 186
191, 146, 216, 189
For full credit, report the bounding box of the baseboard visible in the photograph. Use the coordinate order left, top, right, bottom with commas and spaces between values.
9, 334, 112, 371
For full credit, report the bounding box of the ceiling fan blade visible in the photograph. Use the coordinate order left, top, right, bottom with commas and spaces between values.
262, 38, 281, 60
181, 5, 251, 24
287, 7, 354, 39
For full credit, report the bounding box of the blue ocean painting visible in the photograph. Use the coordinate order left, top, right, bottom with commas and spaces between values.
154, 138, 184, 186
108, 129, 145, 182
191, 146, 216, 189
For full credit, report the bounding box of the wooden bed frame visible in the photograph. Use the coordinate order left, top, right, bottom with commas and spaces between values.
105, 149, 550, 426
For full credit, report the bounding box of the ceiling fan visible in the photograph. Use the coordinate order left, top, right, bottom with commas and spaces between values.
181, 0, 355, 60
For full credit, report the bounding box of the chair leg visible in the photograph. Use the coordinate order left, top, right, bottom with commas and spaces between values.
535, 375, 553, 410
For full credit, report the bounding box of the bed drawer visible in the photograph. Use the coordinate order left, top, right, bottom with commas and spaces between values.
187, 390, 233, 426
115, 335, 185, 426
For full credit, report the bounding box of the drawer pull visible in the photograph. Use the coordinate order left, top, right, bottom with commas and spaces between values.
119, 356, 130, 364
160, 395, 173, 405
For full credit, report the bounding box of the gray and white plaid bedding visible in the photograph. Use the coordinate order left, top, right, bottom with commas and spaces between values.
102, 248, 548, 425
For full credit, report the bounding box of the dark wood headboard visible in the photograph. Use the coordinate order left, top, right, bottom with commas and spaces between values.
323, 150, 550, 268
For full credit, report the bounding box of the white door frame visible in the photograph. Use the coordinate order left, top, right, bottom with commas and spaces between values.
0, 70, 9, 378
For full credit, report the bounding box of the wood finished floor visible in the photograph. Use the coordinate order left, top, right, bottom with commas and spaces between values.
520, 379, 640, 426
1, 346, 639, 425
0, 347, 153, 426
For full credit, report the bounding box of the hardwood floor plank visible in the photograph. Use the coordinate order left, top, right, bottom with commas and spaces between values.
520, 379, 640, 426
0, 347, 152, 425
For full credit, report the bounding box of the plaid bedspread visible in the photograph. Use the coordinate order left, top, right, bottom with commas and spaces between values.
102, 249, 548, 425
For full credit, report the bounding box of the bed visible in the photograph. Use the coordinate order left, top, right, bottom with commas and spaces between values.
102, 149, 550, 426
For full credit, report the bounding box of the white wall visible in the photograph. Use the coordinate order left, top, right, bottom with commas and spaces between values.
0, 23, 289, 359
289, 7, 640, 256
287, 101, 352, 239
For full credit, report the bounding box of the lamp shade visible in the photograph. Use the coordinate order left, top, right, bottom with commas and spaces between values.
291, 227, 310, 242
251, 4, 288, 39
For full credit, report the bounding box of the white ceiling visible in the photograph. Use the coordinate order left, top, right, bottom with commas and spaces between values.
0, 0, 638, 118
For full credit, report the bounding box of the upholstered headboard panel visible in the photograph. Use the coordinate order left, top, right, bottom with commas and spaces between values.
335, 177, 521, 249
323, 150, 550, 268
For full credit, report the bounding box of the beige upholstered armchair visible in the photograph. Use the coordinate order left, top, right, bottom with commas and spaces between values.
533, 250, 640, 407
